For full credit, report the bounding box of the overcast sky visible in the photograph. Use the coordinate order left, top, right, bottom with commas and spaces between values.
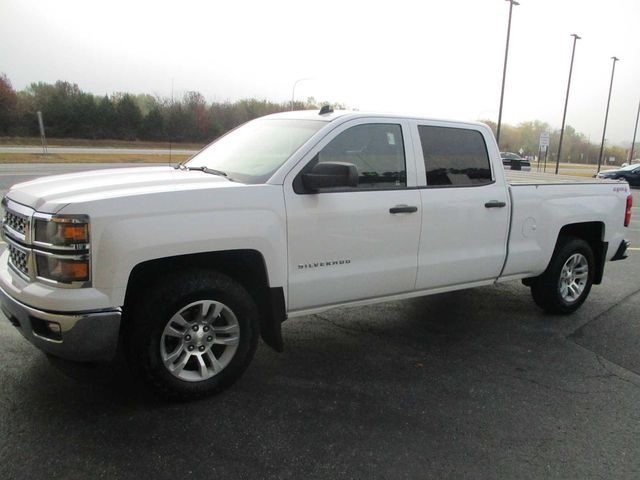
1, 0, 638, 144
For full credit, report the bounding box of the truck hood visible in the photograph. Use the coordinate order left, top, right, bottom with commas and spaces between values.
6, 166, 238, 212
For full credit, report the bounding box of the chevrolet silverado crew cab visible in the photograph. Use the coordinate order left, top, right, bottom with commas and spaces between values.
1, 109, 633, 400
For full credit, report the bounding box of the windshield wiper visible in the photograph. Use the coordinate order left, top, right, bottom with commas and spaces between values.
176, 163, 229, 178
187, 166, 228, 177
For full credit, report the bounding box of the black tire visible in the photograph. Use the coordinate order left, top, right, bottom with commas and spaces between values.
124, 269, 259, 401
530, 237, 595, 315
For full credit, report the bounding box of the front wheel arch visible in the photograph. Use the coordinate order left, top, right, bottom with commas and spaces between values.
124, 268, 260, 400
123, 250, 286, 352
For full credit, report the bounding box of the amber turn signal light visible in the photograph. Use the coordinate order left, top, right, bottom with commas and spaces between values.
62, 225, 89, 242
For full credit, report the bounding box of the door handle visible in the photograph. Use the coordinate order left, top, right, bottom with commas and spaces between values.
389, 205, 418, 214
484, 200, 507, 208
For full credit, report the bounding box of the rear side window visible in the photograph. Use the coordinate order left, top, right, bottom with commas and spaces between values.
418, 126, 492, 187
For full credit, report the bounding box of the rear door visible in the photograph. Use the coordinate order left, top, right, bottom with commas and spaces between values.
283, 118, 422, 311
411, 122, 510, 290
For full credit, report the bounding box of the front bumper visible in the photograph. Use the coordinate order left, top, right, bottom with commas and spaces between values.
0, 285, 121, 362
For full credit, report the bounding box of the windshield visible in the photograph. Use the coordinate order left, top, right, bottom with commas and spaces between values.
501, 152, 523, 160
619, 163, 640, 171
187, 119, 326, 183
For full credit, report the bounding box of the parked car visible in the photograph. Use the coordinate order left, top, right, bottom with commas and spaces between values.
596, 163, 640, 186
1, 110, 632, 400
501, 152, 531, 171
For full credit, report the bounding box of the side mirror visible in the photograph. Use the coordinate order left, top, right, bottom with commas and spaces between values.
302, 162, 358, 191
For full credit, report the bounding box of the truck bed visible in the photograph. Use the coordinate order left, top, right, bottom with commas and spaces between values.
505, 170, 619, 186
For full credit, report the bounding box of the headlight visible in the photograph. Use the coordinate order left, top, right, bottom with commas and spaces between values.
32, 213, 91, 286
34, 214, 90, 248
35, 253, 90, 284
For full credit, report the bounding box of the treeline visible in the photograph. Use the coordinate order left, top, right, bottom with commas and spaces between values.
483, 119, 631, 165
0, 73, 635, 162
0, 73, 336, 143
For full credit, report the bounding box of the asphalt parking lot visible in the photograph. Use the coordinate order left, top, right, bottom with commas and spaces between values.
1, 165, 640, 479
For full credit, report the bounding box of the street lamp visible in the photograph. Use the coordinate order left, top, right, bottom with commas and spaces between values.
291, 78, 312, 111
496, 0, 520, 146
555, 33, 581, 174
597, 56, 620, 173
629, 98, 640, 162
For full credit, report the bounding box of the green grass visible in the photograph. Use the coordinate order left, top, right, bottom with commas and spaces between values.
0, 153, 192, 163
0, 137, 205, 150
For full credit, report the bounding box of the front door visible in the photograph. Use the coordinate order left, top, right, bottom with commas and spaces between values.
284, 119, 422, 312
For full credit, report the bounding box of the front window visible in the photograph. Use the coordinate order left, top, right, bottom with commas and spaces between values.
303, 123, 407, 191
187, 119, 325, 183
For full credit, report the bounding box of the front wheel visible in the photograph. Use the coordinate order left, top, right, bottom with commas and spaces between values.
530, 237, 595, 315
125, 270, 259, 401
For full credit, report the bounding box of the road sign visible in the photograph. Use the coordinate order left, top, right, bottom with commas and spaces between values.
539, 131, 550, 148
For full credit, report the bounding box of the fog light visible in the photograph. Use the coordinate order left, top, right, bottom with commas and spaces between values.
47, 322, 61, 334
30, 317, 63, 341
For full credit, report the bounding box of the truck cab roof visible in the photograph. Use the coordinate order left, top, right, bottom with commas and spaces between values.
262, 109, 489, 130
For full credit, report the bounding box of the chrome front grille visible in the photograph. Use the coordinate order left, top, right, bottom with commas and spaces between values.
2, 198, 33, 244
8, 241, 30, 278
5, 210, 27, 236
2, 199, 35, 280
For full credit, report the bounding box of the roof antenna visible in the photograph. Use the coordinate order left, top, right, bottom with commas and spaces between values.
319, 105, 334, 115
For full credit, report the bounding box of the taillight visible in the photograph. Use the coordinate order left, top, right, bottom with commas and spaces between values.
624, 194, 633, 227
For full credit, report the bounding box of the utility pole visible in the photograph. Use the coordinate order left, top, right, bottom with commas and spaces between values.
496, 0, 520, 146
36, 111, 47, 155
555, 34, 581, 174
597, 56, 619, 173
629, 98, 640, 162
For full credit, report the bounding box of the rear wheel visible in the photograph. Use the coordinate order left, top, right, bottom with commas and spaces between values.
530, 237, 594, 315
125, 270, 259, 401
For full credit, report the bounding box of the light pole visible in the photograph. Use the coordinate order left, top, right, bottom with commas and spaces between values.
597, 56, 619, 173
555, 34, 581, 174
629, 98, 640, 162
496, 0, 520, 146
291, 78, 312, 111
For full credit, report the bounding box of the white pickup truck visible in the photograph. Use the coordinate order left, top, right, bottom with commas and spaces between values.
1, 109, 632, 400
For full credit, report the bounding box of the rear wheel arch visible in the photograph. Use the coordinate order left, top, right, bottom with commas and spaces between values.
522, 221, 607, 288
530, 236, 595, 314
554, 222, 606, 285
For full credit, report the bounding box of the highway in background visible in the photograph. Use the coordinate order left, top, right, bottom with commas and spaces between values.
0, 146, 198, 155
0, 163, 165, 199
0, 162, 608, 199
